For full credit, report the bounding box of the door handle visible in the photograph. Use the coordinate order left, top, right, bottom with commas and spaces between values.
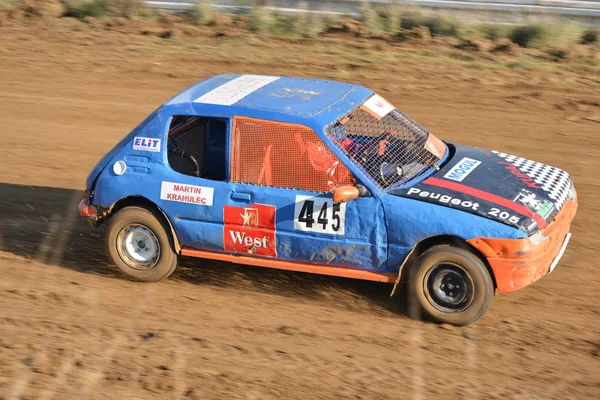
231, 192, 252, 202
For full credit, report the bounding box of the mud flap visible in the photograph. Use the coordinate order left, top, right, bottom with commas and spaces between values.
390, 244, 418, 297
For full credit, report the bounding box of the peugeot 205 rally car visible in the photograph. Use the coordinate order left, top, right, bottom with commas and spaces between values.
79, 74, 577, 325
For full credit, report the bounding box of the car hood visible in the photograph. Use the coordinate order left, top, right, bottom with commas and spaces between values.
389, 143, 573, 235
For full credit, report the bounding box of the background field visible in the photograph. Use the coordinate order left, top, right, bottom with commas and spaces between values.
0, 6, 599, 400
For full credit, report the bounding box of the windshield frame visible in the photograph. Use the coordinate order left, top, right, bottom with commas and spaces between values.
325, 99, 448, 191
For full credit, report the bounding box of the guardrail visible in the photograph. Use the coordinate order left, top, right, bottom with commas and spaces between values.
144, 0, 600, 19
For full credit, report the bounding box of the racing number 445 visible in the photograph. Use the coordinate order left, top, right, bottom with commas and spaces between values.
294, 195, 346, 235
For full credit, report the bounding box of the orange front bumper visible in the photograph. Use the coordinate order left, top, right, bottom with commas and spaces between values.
468, 197, 577, 294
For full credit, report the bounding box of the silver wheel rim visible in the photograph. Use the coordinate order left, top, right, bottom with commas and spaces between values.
116, 224, 160, 270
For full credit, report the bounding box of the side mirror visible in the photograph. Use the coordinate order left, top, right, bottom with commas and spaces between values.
356, 184, 371, 197
333, 185, 360, 203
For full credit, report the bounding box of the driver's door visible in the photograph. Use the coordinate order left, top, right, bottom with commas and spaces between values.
227, 116, 388, 271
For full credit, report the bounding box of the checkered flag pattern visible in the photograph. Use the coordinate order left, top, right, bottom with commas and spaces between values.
492, 151, 571, 210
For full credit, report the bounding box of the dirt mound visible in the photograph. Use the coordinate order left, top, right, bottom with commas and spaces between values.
492, 38, 521, 55
327, 17, 367, 35
22, 0, 65, 19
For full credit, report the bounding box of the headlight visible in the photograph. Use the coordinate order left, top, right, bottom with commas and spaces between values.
568, 181, 577, 201
529, 230, 548, 245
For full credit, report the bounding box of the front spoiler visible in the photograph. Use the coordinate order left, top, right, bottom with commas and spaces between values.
468, 197, 577, 294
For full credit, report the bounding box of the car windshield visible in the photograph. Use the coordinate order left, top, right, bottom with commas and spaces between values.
326, 95, 447, 190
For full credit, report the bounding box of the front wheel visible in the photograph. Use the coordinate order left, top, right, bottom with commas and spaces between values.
407, 245, 494, 326
105, 206, 178, 282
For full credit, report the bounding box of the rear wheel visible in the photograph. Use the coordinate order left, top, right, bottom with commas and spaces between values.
106, 206, 178, 282
407, 245, 494, 326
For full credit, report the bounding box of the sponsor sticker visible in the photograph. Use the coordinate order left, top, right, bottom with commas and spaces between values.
443, 157, 481, 182
194, 75, 280, 106
160, 181, 214, 206
133, 137, 161, 152
498, 162, 541, 189
294, 195, 346, 235
360, 94, 395, 120
407, 188, 480, 210
407, 187, 522, 224
514, 189, 554, 218
224, 204, 277, 257
424, 133, 446, 159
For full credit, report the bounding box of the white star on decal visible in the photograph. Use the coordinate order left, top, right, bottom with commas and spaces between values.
520, 193, 541, 210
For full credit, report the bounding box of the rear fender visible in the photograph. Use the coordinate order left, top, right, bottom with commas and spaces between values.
105, 196, 182, 253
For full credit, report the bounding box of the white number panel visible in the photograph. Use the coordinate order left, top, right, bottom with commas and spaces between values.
294, 195, 346, 235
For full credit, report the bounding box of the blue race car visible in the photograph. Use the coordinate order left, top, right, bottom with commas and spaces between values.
79, 74, 577, 325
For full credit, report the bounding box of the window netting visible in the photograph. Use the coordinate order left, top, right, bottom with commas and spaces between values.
230, 117, 355, 193
326, 107, 445, 190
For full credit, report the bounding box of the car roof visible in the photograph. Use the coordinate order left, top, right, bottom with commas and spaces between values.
163, 74, 374, 129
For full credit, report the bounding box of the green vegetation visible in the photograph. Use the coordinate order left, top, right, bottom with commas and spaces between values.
2, 0, 597, 58
295, 11, 326, 38
581, 29, 598, 44
190, 1, 214, 26
361, 6, 384, 33
246, 6, 329, 38
62, 0, 144, 19
62, 0, 107, 19
538, 23, 583, 50
0, 0, 23, 11
384, 6, 401, 34
248, 6, 274, 33
472, 24, 506, 41
399, 9, 459, 36
508, 25, 543, 47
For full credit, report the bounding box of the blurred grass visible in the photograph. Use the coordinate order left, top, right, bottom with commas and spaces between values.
61, 0, 145, 19
189, 0, 214, 26
581, 29, 598, 45
0, 0, 23, 11
3, 0, 598, 58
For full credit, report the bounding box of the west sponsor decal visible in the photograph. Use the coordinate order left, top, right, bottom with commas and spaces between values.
294, 195, 346, 235
160, 181, 214, 206
514, 189, 554, 219
424, 133, 446, 159
360, 94, 395, 120
443, 157, 481, 182
224, 204, 277, 257
499, 162, 541, 189
133, 137, 161, 152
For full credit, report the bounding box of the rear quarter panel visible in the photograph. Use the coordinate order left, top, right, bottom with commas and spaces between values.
90, 108, 168, 211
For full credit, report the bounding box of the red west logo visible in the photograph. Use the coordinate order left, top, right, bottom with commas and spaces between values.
224, 204, 277, 257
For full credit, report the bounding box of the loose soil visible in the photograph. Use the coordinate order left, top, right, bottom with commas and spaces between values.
0, 16, 599, 400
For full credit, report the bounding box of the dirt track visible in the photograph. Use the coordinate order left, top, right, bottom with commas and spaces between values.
1, 19, 599, 399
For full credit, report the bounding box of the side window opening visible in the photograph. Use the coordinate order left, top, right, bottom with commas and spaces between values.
167, 116, 227, 181
230, 117, 355, 192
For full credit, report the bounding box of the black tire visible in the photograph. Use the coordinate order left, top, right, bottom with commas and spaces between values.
407, 245, 494, 326
105, 206, 178, 282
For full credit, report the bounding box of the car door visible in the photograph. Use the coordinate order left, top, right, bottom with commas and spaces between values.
156, 115, 230, 251
225, 116, 388, 271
